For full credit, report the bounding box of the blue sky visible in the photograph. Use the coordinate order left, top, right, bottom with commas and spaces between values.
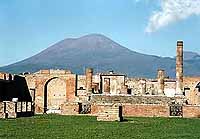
1, 0, 200, 66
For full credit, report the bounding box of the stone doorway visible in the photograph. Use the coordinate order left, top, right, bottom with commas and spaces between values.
44, 78, 66, 114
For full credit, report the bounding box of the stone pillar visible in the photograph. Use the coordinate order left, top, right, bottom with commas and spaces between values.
140, 79, 146, 95
86, 68, 93, 94
0, 73, 5, 80
157, 69, 165, 95
176, 41, 184, 96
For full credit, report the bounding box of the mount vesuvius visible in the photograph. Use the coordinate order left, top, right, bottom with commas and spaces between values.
0, 34, 200, 78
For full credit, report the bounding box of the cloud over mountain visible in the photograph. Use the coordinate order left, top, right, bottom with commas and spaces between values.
143, 0, 200, 32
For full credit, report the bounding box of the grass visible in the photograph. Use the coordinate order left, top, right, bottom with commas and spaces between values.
0, 114, 200, 139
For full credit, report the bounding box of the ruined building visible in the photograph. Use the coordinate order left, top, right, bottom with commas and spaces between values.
0, 41, 200, 120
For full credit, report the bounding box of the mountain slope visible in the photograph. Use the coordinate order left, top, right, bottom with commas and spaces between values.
0, 34, 199, 78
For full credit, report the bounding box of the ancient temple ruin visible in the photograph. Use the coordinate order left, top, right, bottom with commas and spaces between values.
0, 41, 200, 120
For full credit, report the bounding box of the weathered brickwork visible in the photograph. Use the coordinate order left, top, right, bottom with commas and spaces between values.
60, 103, 79, 115
183, 106, 200, 118
123, 104, 169, 117
97, 103, 122, 121
91, 95, 176, 105
91, 95, 175, 118
183, 77, 200, 105
25, 70, 78, 113
91, 103, 169, 117
100, 72, 126, 95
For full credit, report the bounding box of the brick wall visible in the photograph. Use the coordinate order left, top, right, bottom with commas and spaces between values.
60, 103, 79, 115
91, 103, 169, 117
91, 95, 175, 105
183, 105, 200, 118
123, 104, 169, 117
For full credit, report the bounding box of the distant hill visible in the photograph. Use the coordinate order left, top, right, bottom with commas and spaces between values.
0, 34, 200, 78
183, 51, 200, 61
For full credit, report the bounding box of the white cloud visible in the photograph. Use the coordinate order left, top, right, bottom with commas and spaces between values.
145, 0, 200, 33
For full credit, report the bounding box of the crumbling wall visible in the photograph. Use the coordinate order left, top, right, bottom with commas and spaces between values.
183, 77, 200, 105
123, 104, 169, 117
77, 75, 86, 90
183, 105, 200, 118
126, 78, 158, 95
96, 103, 122, 121
125, 78, 176, 96
91, 95, 175, 105
60, 103, 79, 115
25, 70, 78, 113
101, 74, 125, 95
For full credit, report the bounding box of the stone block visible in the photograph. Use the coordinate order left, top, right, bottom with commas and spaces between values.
0, 113, 5, 118
60, 103, 79, 115
4, 101, 17, 118
0, 102, 5, 119
97, 104, 122, 122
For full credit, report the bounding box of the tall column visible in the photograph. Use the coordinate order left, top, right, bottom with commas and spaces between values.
86, 68, 93, 94
157, 69, 165, 95
175, 41, 184, 96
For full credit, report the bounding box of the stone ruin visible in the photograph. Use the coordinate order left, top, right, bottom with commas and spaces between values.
0, 41, 200, 121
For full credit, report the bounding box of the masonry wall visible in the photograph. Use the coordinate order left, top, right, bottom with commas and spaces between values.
125, 78, 176, 97
60, 103, 79, 115
101, 75, 125, 95
91, 95, 174, 117
91, 103, 169, 117
183, 105, 200, 118
123, 104, 169, 117
25, 71, 78, 113
91, 95, 175, 105
183, 77, 200, 105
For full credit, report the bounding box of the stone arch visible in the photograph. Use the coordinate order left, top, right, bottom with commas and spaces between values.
44, 77, 66, 113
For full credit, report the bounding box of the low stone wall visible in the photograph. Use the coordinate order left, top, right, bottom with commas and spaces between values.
91, 95, 177, 118
183, 105, 200, 118
60, 103, 79, 115
91, 103, 169, 117
0, 101, 34, 118
91, 95, 176, 105
123, 104, 169, 117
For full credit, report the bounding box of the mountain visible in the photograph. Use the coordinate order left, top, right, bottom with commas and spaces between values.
0, 34, 200, 78
184, 51, 200, 60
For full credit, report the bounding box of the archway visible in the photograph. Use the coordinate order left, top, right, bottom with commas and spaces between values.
44, 77, 66, 113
